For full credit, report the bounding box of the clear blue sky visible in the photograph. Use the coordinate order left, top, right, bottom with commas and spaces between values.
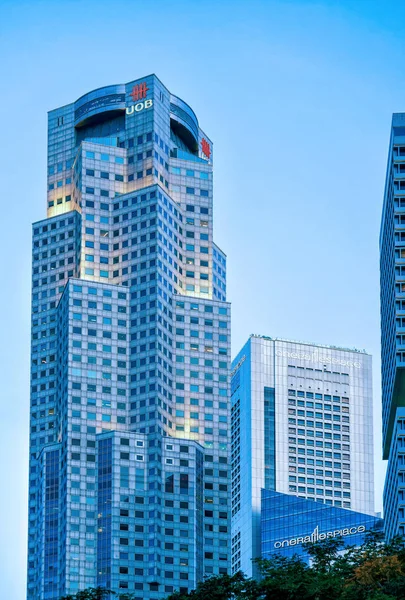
0, 0, 404, 596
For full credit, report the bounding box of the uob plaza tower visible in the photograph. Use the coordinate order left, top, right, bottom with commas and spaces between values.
27, 76, 231, 600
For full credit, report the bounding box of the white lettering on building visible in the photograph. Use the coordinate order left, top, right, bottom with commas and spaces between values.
126, 99, 153, 115
275, 349, 361, 369
273, 524, 366, 549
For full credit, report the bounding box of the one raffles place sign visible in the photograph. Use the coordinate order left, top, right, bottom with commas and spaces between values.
273, 524, 366, 549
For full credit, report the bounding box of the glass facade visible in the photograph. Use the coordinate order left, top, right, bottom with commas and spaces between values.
380, 113, 405, 540
231, 335, 374, 577
27, 75, 231, 600
261, 490, 383, 564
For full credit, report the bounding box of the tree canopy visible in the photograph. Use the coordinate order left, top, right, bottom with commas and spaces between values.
59, 532, 405, 600
167, 531, 405, 600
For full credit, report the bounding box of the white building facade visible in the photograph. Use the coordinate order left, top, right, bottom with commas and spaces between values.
231, 335, 374, 577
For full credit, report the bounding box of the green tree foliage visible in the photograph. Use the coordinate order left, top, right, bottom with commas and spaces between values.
59, 588, 138, 600
58, 534, 405, 600
165, 531, 405, 600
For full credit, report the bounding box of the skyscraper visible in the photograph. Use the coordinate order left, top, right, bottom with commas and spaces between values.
231, 335, 375, 577
380, 113, 405, 540
27, 76, 231, 600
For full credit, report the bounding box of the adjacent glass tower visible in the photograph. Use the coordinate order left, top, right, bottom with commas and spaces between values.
231, 335, 374, 577
380, 112, 405, 540
27, 75, 231, 600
